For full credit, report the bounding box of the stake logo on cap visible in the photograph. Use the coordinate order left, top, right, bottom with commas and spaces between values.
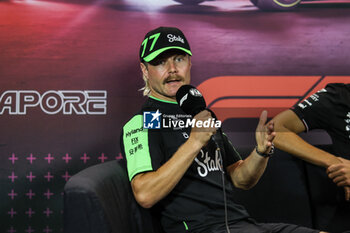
139, 27, 192, 63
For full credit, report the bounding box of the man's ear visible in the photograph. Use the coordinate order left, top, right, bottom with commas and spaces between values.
140, 63, 148, 79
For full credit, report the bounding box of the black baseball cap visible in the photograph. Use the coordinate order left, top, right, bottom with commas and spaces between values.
139, 26, 192, 63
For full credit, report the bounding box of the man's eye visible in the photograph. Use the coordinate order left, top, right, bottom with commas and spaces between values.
152, 60, 165, 66
154, 60, 166, 66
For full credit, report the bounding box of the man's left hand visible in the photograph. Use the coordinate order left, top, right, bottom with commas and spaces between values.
327, 157, 350, 201
255, 110, 276, 155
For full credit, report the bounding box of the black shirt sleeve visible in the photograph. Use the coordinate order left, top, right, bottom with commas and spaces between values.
222, 133, 242, 168
291, 84, 340, 132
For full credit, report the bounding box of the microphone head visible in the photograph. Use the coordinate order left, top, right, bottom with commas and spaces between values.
176, 85, 206, 116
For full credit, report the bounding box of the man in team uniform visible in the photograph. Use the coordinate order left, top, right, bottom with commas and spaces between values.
273, 83, 350, 232
120, 26, 326, 233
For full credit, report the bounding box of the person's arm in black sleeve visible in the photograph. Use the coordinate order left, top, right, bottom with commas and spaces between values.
273, 109, 341, 167
273, 84, 343, 167
273, 84, 349, 200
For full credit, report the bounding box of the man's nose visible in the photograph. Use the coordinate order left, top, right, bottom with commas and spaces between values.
167, 60, 178, 73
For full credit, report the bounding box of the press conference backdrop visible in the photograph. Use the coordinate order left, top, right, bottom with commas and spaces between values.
1, 0, 350, 232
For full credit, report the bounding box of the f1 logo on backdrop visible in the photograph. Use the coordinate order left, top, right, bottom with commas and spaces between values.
197, 76, 350, 122
143, 110, 161, 129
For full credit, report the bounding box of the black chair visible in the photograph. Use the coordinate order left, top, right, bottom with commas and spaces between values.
63, 159, 163, 233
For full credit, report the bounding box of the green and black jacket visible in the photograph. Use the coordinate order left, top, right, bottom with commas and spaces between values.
120, 96, 249, 233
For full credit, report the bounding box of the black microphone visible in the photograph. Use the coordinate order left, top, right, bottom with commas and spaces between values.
176, 84, 219, 119
176, 84, 206, 116
176, 84, 222, 145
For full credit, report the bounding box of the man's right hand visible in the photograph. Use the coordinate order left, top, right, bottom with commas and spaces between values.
189, 110, 217, 148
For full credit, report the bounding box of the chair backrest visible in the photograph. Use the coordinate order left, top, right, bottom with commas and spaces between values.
232, 146, 314, 227
63, 159, 163, 233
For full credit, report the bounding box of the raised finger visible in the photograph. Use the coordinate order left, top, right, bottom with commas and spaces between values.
258, 110, 268, 127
